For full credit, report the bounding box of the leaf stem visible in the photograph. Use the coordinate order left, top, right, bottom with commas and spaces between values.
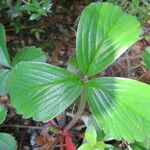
0, 124, 43, 130
64, 86, 86, 131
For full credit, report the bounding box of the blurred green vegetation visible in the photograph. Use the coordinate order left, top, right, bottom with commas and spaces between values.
0, 0, 52, 33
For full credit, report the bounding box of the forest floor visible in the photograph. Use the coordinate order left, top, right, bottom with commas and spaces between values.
0, 0, 150, 149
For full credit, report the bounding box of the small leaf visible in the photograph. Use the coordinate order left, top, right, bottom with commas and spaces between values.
76, 2, 141, 75
88, 116, 105, 141
78, 144, 91, 150
0, 104, 7, 124
0, 133, 17, 150
86, 77, 150, 142
143, 47, 150, 69
67, 57, 80, 75
30, 13, 41, 20
94, 141, 105, 150
85, 125, 97, 146
12, 46, 46, 67
0, 69, 10, 95
35, 31, 40, 40
7, 62, 83, 121
0, 24, 11, 67
21, 4, 39, 12
65, 132, 76, 150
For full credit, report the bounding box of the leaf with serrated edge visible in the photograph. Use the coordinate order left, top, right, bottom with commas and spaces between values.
86, 77, 150, 142
143, 47, 150, 69
12, 46, 46, 67
0, 24, 11, 67
76, 2, 141, 76
0, 104, 7, 124
0, 133, 17, 150
0, 69, 10, 95
7, 62, 83, 121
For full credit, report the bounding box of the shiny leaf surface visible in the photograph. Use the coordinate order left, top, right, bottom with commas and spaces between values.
8, 62, 83, 121
86, 77, 150, 142
12, 46, 46, 67
76, 3, 141, 75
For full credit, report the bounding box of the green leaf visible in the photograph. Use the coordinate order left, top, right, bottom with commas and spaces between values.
131, 139, 150, 150
0, 24, 11, 67
7, 62, 83, 121
0, 133, 17, 150
0, 69, 10, 96
76, 2, 141, 76
86, 77, 150, 142
78, 143, 92, 150
88, 116, 105, 141
21, 4, 40, 13
0, 104, 7, 124
85, 125, 97, 146
143, 47, 150, 69
12, 46, 46, 67
94, 141, 106, 150
67, 57, 80, 75
30, 13, 41, 20
35, 31, 40, 40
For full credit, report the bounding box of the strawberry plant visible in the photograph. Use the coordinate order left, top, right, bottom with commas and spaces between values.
0, 23, 46, 95
0, 23, 46, 149
78, 125, 106, 150
0, 2, 150, 149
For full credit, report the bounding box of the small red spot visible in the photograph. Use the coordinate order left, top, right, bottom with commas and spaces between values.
65, 132, 76, 150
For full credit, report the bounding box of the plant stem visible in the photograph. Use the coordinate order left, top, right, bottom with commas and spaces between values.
64, 87, 86, 131
0, 124, 43, 130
